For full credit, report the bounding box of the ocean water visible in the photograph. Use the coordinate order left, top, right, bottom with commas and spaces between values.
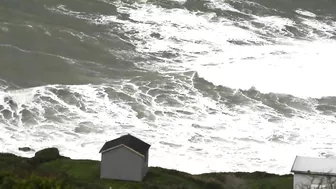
1, 0, 336, 174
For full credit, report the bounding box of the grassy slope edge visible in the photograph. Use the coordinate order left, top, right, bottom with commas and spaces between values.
0, 148, 293, 189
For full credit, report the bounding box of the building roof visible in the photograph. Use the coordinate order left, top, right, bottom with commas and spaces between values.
291, 156, 336, 176
99, 134, 150, 156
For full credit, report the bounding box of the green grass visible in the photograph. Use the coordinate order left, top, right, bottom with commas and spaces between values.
0, 148, 293, 189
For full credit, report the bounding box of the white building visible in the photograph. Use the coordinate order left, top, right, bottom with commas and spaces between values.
99, 134, 151, 182
291, 156, 336, 189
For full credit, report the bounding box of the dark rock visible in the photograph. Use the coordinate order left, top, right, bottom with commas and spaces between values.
34, 147, 60, 159
18, 147, 34, 152
150, 32, 161, 39
29, 147, 67, 166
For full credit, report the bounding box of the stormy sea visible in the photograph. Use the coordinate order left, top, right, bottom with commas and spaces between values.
1, 0, 336, 175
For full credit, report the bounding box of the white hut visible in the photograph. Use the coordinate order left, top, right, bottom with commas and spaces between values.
99, 134, 151, 182
291, 156, 336, 189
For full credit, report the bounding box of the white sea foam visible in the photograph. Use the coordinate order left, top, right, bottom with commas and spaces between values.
104, 0, 336, 98
1, 0, 336, 176
0, 82, 335, 175
196, 40, 336, 98
295, 9, 317, 18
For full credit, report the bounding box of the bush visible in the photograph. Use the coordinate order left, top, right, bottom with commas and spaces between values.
0, 176, 16, 189
0, 173, 75, 189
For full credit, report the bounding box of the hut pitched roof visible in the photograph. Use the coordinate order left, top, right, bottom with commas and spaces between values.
99, 134, 150, 156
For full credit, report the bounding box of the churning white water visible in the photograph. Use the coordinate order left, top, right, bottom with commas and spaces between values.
1, 0, 336, 175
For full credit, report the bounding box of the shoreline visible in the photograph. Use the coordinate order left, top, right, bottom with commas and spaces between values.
0, 147, 293, 189
11, 146, 294, 176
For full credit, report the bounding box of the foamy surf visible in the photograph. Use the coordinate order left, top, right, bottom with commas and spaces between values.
196, 40, 336, 98
1, 0, 336, 175
0, 82, 335, 175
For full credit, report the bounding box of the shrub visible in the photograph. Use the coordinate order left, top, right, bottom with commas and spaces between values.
0, 173, 75, 189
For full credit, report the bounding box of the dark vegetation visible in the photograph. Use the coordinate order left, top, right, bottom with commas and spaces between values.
0, 148, 293, 189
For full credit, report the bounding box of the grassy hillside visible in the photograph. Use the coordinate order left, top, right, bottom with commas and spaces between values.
0, 148, 293, 189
